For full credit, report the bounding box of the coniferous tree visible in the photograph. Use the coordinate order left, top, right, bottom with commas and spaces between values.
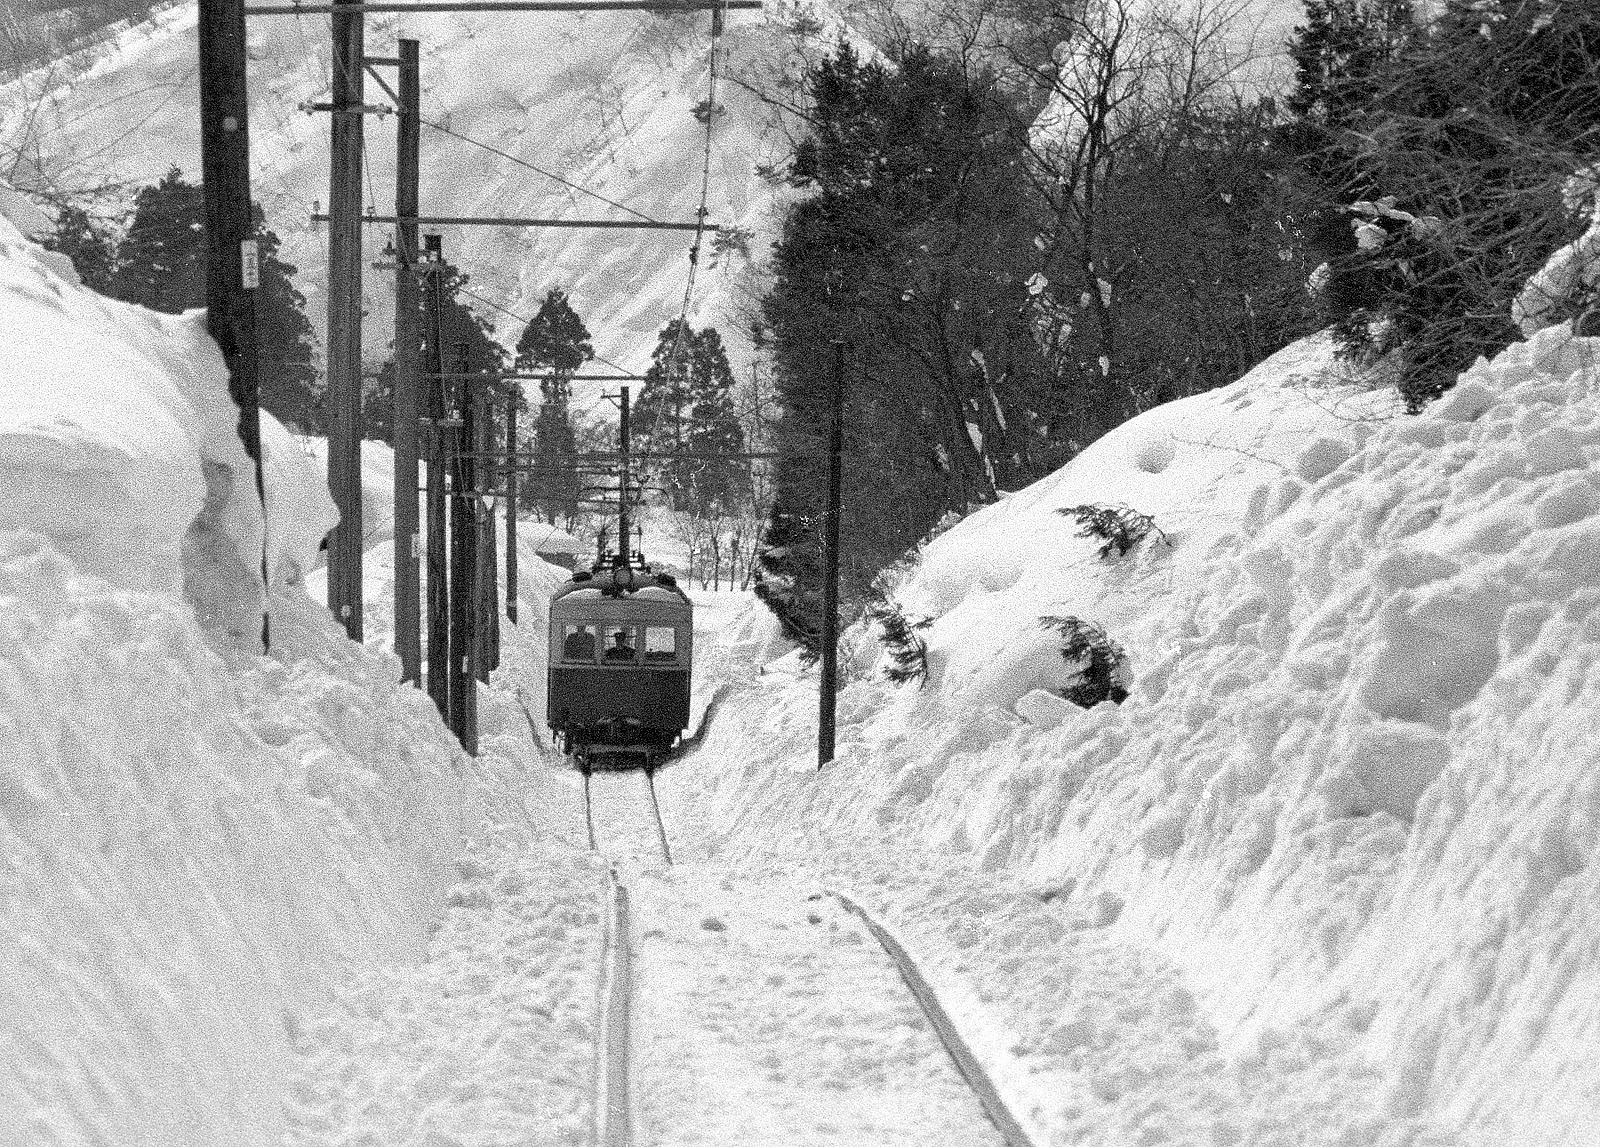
678, 326, 748, 515
43, 203, 117, 293
633, 316, 695, 462
112, 167, 205, 313
513, 289, 593, 524
253, 213, 321, 431
759, 43, 1050, 635
103, 168, 323, 430
367, 263, 509, 443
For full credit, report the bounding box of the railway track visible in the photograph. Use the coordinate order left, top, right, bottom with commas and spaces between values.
575, 765, 1037, 1147
580, 767, 669, 1147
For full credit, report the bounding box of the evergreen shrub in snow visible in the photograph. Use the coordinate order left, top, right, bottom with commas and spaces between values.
1039, 615, 1130, 707
866, 594, 930, 686
1057, 503, 1167, 560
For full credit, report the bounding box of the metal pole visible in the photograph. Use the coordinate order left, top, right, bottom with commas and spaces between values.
392, 38, 422, 682
326, 5, 365, 639
818, 340, 844, 769
198, 0, 269, 652
423, 236, 450, 721
504, 392, 519, 623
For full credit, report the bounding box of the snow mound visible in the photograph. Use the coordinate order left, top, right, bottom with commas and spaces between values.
0, 210, 334, 645
0, 191, 565, 1145
679, 324, 1600, 1142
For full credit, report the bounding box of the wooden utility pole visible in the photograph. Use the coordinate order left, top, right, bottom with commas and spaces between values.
479, 377, 500, 677
326, 6, 365, 639
449, 341, 480, 754
198, 0, 269, 651
423, 234, 451, 721
504, 392, 519, 623
617, 386, 631, 564
392, 38, 422, 682
818, 340, 845, 769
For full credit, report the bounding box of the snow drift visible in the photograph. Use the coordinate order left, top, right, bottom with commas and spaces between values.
0, 192, 556, 1145
673, 325, 1600, 1143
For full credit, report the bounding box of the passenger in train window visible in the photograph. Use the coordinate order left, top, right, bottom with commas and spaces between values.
563, 625, 596, 661
604, 629, 636, 662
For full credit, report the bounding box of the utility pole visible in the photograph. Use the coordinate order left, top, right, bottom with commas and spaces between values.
504, 390, 519, 623
818, 340, 845, 769
423, 234, 450, 722
617, 386, 631, 564
198, 0, 269, 651
326, 5, 365, 640
449, 341, 480, 754
479, 378, 500, 677
392, 38, 422, 682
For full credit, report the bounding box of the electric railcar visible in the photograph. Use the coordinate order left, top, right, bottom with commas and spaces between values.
546, 560, 693, 767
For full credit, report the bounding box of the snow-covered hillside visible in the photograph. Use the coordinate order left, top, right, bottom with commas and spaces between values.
0, 194, 575, 1144
0, 0, 1307, 382
668, 325, 1600, 1144
0, 1, 793, 375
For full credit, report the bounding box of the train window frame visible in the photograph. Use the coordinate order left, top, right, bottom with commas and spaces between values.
561, 624, 598, 663
601, 625, 638, 664
643, 625, 678, 663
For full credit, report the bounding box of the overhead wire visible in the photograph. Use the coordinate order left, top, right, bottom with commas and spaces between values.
636, 0, 728, 463
421, 115, 659, 223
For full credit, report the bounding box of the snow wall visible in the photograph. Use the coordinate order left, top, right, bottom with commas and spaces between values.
0, 207, 556, 1145
674, 326, 1600, 1143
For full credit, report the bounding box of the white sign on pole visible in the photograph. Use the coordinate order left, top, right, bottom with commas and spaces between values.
241, 239, 260, 289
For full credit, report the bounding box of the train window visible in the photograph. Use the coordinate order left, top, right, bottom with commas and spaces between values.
602, 627, 638, 663
644, 626, 677, 662
561, 625, 598, 662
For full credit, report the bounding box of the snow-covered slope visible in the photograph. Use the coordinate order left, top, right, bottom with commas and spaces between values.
0, 187, 578, 1144
0, 1, 792, 375
669, 324, 1600, 1143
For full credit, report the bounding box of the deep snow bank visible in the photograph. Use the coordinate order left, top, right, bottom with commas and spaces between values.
675, 327, 1600, 1142
0, 199, 549, 1145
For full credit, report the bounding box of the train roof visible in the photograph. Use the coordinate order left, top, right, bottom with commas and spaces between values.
551, 564, 693, 606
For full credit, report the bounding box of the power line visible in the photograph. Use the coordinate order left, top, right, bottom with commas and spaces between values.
421, 115, 659, 223
637, 0, 727, 459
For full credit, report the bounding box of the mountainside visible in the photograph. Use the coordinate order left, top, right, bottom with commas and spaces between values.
0, 1, 795, 375
0, 0, 1306, 381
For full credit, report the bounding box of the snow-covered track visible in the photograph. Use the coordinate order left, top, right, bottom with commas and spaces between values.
581, 767, 674, 868
829, 889, 1042, 1147
594, 864, 633, 1147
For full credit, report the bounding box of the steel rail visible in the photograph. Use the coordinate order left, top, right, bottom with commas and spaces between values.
642, 770, 674, 867
593, 864, 633, 1147
827, 889, 1042, 1147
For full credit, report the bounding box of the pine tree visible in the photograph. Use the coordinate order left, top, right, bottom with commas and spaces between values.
633, 316, 695, 461
529, 374, 582, 524
510, 289, 592, 523
367, 262, 509, 444
759, 43, 1048, 632
112, 167, 205, 313
43, 203, 117, 293
513, 288, 593, 374
252, 208, 321, 432
679, 326, 747, 515
103, 168, 323, 430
